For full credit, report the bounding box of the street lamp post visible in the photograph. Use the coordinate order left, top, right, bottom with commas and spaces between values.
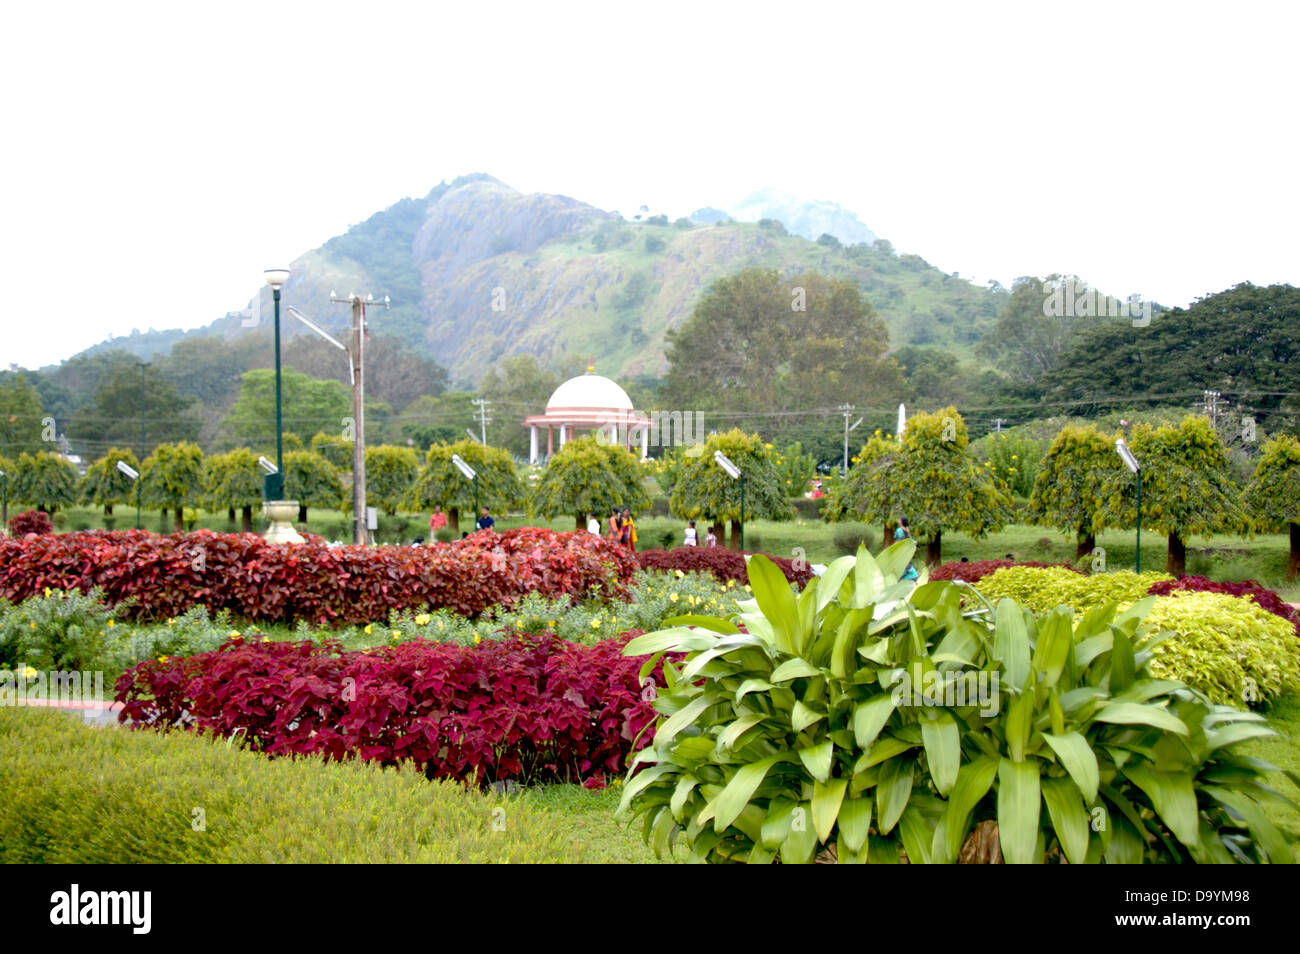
0, 469, 8, 534
116, 460, 140, 531
714, 450, 744, 551
264, 269, 290, 500
1115, 438, 1142, 573
451, 454, 479, 530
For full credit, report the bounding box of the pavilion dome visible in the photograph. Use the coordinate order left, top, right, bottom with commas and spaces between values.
545, 369, 634, 412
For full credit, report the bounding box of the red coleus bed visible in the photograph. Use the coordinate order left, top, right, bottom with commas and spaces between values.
115, 632, 663, 786
637, 546, 814, 587
0, 526, 636, 625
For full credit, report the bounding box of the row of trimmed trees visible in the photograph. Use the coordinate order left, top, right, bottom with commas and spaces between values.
824, 409, 1300, 578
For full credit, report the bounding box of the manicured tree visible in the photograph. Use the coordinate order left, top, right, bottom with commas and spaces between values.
363, 445, 421, 517
203, 448, 263, 533
11, 451, 79, 514
824, 432, 899, 549
828, 408, 1014, 566
669, 429, 795, 551
1243, 434, 1300, 580
79, 447, 140, 517
407, 439, 523, 534
529, 435, 651, 529
141, 442, 204, 533
1027, 424, 1122, 559
284, 450, 342, 525
310, 431, 354, 471
1100, 416, 1247, 577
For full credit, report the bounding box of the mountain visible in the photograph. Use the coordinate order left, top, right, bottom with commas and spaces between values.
55, 175, 1007, 387
726, 188, 878, 246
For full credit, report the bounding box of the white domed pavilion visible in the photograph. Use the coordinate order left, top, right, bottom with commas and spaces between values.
523, 361, 650, 463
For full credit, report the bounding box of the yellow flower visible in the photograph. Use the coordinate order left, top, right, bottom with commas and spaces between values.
669, 593, 679, 603
590, 619, 601, 629
107, 620, 115, 628
158, 655, 169, 663
515, 620, 524, 628
261, 636, 270, 643
1011, 454, 1019, 460
364, 624, 373, 635
229, 630, 241, 639
414, 614, 431, 626
43, 587, 51, 598
167, 617, 175, 626
473, 634, 482, 644
744, 585, 752, 592
674, 569, 684, 578
22, 666, 38, 679
29, 622, 35, 629
548, 620, 556, 627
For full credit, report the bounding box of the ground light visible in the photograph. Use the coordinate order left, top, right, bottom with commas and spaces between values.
1115, 437, 1142, 573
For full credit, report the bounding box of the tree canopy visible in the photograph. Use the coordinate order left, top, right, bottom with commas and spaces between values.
669, 429, 795, 548
406, 439, 523, 531
141, 441, 205, 530
1242, 434, 1300, 578
528, 435, 649, 527
10, 451, 79, 513
67, 362, 199, 456
364, 445, 421, 516
1027, 424, 1121, 554
0, 374, 46, 457
79, 447, 140, 513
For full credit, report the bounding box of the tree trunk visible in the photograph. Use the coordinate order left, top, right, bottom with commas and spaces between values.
882, 522, 892, 551
449, 508, 460, 536
298, 504, 308, 524
1166, 531, 1186, 578
710, 520, 724, 547
173, 507, 184, 533
1289, 522, 1299, 581
104, 504, 113, 517
1076, 530, 1095, 561
575, 514, 584, 531
926, 531, 942, 568
729, 517, 744, 552
227, 507, 236, 523
241, 505, 253, 534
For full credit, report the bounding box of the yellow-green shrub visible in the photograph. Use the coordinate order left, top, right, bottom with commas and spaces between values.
976, 566, 1171, 615
1141, 592, 1300, 707
0, 708, 647, 863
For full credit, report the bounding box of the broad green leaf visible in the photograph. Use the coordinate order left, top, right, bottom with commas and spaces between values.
997, 758, 1041, 864
720, 712, 766, 750
624, 627, 718, 656
670, 775, 699, 819
817, 555, 856, 613
792, 700, 825, 732
876, 757, 914, 834
656, 694, 716, 746
770, 657, 821, 682
837, 796, 872, 854
735, 678, 775, 703
1032, 607, 1074, 688
1004, 687, 1035, 762
853, 544, 886, 607
897, 803, 933, 864
852, 695, 896, 750
713, 754, 793, 832
799, 740, 834, 783
855, 735, 918, 771
747, 554, 800, 654
1109, 627, 1135, 692
992, 599, 1031, 690
1041, 776, 1090, 864
1121, 762, 1199, 847
1095, 702, 1188, 735
874, 538, 916, 582
1041, 731, 1100, 802
940, 756, 998, 862
1202, 786, 1294, 864
780, 806, 818, 864
659, 614, 741, 634
1205, 723, 1277, 751
812, 778, 848, 842
920, 711, 961, 796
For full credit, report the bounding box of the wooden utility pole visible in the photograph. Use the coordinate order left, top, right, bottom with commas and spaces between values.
332, 292, 388, 545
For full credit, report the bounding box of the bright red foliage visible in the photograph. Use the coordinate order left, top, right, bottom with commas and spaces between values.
114, 632, 661, 786
7, 510, 53, 536
0, 527, 636, 625
637, 547, 814, 587
1147, 575, 1299, 636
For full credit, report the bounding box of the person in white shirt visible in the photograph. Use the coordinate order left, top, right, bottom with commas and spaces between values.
587, 511, 601, 535
683, 520, 697, 546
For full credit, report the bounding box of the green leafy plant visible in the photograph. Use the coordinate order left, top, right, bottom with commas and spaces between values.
0, 587, 116, 671
976, 566, 1172, 616
619, 544, 1295, 863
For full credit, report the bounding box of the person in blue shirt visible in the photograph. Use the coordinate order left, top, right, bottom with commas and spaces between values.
894, 516, 919, 580
476, 506, 495, 531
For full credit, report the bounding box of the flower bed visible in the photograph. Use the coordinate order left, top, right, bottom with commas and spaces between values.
636, 547, 813, 587
0, 526, 636, 625
929, 558, 1079, 583
116, 632, 660, 786
1147, 575, 1300, 637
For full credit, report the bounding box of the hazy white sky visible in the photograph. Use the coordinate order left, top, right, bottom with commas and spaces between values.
2, 0, 1296, 369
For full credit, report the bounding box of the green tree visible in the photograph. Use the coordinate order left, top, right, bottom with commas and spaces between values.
824, 432, 901, 549
203, 448, 263, 532
1027, 425, 1121, 558
141, 442, 205, 533
407, 439, 523, 535
0, 374, 45, 457
1242, 434, 1300, 579
284, 450, 343, 524
363, 445, 421, 517
669, 430, 795, 550
79, 447, 140, 517
660, 269, 904, 455
1100, 416, 1247, 577
309, 431, 354, 471
396, 391, 480, 449
12, 451, 79, 513
976, 275, 1120, 382
67, 362, 199, 456
221, 368, 353, 450
528, 435, 650, 529
826, 409, 1014, 566
479, 356, 563, 458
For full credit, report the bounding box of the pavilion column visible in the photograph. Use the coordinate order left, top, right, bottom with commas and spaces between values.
547, 426, 553, 457
529, 425, 538, 465
559, 425, 567, 448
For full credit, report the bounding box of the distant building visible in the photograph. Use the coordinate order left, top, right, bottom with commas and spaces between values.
522, 362, 649, 464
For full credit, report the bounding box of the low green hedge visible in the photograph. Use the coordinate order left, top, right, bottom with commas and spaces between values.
975, 566, 1172, 614
0, 708, 644, 863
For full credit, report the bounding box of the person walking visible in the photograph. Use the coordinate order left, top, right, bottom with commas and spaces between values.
607, 507, 621, 545
620, 507, 637, 552
587, 511, 600, 535
894, 515, 919, 580
705, 526, 718, 548
683, 519, 697, 547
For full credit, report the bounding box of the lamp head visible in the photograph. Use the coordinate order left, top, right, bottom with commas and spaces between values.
258, 456, 279, 475
116, 460, 140, 481
450, 453, 477, 481
264, 268, 291, 289
1115, 438, 1140, 474
713, 450, 741, 480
